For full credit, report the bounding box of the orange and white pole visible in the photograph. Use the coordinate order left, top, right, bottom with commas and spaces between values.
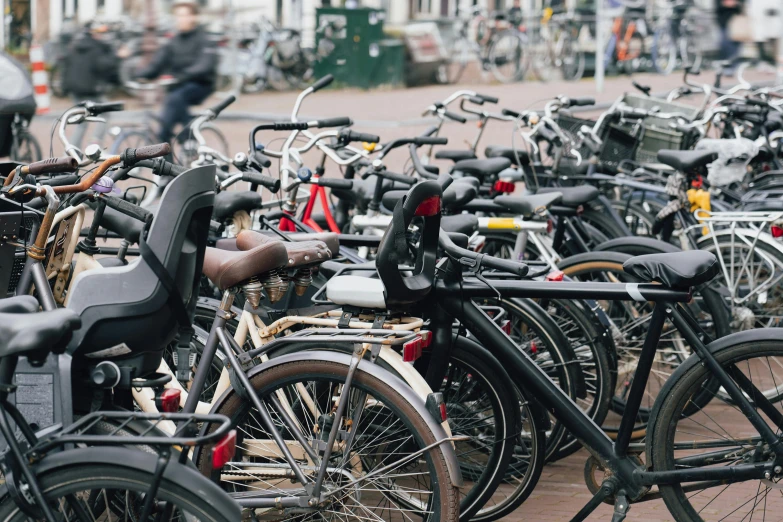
29, 44, 50, 114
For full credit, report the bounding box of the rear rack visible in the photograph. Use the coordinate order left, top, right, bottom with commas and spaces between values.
33, 411, 233, 453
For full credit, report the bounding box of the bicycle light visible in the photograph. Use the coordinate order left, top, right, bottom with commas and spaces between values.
425, 392, 448, 422
155, 388, 181, 413
212, 430, 237, 470
419, 330, 432, 349
546, 270, 565, 282
414, 196, 440, 217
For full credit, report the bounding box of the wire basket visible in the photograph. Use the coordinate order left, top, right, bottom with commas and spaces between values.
599, 124, 641, 172
0, 200, 43, 297
618, 94, 699, 163
555, 113, 597, 161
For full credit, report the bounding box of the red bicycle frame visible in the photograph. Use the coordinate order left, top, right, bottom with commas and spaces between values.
279, 176, 341, 233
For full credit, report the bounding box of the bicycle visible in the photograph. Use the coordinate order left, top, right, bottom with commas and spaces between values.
446, 7, 527, 84
652, 0, 703, 75
9, 113, 41, 163
529, 10, 586, 82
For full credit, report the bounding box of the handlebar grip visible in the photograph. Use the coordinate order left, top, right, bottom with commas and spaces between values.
241, 172, 281, 193
100, 195, 154, 227
728, 104, 765, 115
414, 136, 449, 146
380, 171, 416, 185
208, 94, 236, 116
536, 126, 560, 144
311, 74, 334, 92
26, 156, 78, 175
502, 108, 522, 118
442, 110, 467, 124
121, 143, 171, 166
88, 101, 125, 115
569, 97, 595, 107
617, 109, 647, 120
468, 95, 485, 105
317, 177, 353, 189
316, 117, 352, 128
273, 122, 309, 131
252, 151, 272, 168
344, 130, 381, 144
480, 255, 529, 277
745, 97, 769, 108
155, 160, 186, 177
477, 93, 499, 104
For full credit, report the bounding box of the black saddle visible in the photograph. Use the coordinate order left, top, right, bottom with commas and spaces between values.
657, 150, 718, 172
332, 176, 408, 206
213, 191, 263, 222
0, 296, 81, 361
441, 214, 479, 235
538, 185, 599, 207
452, 157, 512, 177
494, 192, 563, 218
485, 145, 530, 166
623, 251, 720, 289
435, 150, 477, 162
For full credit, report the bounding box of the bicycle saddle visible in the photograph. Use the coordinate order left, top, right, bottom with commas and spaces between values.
485, 145, 530, 166
538, 185, 599, 207
657, 150, 718, 172
331, 176, 408, 205
441, 214, 479, 236
202, 239, 288, 290
213, 191, 263, 222
452, 157, 512, 177
623, 251, 720, 289
494, 192, 563, 218
236, 230, 331, 267
434, 149, 477, 162
0, 299, 81, 360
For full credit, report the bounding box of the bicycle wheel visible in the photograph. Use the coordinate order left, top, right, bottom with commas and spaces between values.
172, 122, 229, 167
559, 29, 585, 81
558, 252, 726, 436
488, 30, 526, 83
10, 131, 42, 163
200, 357, 459, 522
698, 234, 783, 330
0, 456, 236, 521
650, 339, 783, 521
446, 38, 471, 84
679, 33, 702, 72
652, 25, 677, 74
582, 208, 629, 241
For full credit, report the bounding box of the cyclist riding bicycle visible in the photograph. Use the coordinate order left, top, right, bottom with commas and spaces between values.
134, 0, 217, 146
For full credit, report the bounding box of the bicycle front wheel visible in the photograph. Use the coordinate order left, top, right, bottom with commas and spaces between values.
0, 458, 237, 521
488, 30, 526, 83
201, 357, 460, 522
650, 338, 783, 521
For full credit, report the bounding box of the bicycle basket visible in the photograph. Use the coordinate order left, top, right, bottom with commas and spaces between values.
555, 112, 597, 160
599, 124, 640, 172
619, 93, 699, 163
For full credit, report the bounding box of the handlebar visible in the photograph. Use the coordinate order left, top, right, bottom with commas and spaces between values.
363, 169, 416, 185
22, 156, 78, 175
310, 74, 334, 93
207, 95, 236, 117
475, 93, 499, 104
442, 110, 467, 124
100, 194, 154, 227
84, 101, 125, 115
438, 230, 529, 277
340, 129, 381, 144
316, 117, 352, 128
315, 177, 353, 189
241, 172, 281, 192
120, 143, 172, 167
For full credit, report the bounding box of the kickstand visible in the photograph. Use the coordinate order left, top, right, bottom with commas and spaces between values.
569, 481, 616, 522
611, 492, 630, 522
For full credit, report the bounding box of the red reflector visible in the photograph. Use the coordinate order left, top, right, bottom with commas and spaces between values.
530, 340, 538, 354
419, 331, 432, 348
403, 337, 423, 362
212, 430, 237, 470
439, 402, 448, 421
546, 218, 553, 234
501, 320, 511, 335
772, 226, 783, 238
546, 270, 565, 282
691, 175, 704, 189
493, 180, 515, 194
156, 388, 181, 413
414, 196, 441, 217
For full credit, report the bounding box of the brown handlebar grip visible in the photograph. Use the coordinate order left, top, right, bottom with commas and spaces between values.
24, 156, 78, 175
121, 143, 171, 166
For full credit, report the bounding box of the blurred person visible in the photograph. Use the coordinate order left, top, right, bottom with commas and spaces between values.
61, 21, 118, 149
509, 0, 523, 26
716, 0, 743, 68
135, 0, 217, 145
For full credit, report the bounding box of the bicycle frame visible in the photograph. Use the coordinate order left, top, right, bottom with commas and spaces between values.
428, 264, 783, 511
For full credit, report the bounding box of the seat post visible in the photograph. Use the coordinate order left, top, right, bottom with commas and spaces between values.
614, 303, 668, 457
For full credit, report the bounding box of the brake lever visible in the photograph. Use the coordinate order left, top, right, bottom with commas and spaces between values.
458, 255, 501, 300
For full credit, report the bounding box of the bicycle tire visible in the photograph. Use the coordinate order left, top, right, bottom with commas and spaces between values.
560, 30, 586, 81
488, 30, 526, 83
649, 339, 783, 521
652, 26, 677, 74
10, 131, 42, 163
582, 208, 629, 241
200, 357, 460, 522
0, 455, 236, 522
173, 122, 229, 167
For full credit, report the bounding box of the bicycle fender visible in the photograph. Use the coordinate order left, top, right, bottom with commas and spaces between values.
0, 447, 241, 519
208, 349, 464, 488
645, 328, 783, 463
594, 236, 681, 254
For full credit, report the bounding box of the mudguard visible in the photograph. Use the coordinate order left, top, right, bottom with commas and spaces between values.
204, 349, 464, 487
594, 236, 680, 255
0, 447, 240, 519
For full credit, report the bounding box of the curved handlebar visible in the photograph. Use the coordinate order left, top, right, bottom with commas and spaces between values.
23, 156, 78, 175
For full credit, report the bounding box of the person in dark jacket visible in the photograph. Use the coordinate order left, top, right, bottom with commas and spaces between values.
62, 22, 117, 148
715, 0, 743, 68
135, 1, 217, 145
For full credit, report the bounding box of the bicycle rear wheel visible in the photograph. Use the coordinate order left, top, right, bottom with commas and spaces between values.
650, 339, 783, 521
488, 30, 526, 83
0, 458, 236, 521
200, 357, 459, 522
